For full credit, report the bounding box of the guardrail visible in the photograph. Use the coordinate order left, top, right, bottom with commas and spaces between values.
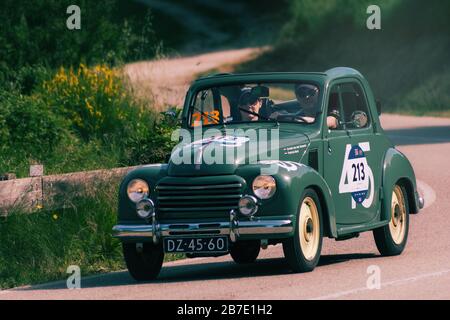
0, 166, 140, 216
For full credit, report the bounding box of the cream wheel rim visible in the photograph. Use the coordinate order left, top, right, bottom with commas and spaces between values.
389, 185, 407, 245
299, 197, 320, 261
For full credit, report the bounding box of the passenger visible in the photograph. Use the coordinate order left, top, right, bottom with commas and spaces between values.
238, 89, 263, 122
294, 84, 340, 129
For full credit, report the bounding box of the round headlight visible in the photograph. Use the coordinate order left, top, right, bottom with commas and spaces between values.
252, 175, 276, 199
136, 198, 155, 219
238, 195, 258, 216
127, 179, 149, 203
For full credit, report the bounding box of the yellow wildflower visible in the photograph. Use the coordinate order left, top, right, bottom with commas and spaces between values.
85, 99, 94, 115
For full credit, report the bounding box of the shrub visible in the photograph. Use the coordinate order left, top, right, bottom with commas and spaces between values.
123, 108, 181, 165
0, 1, 161, 70
280, 0, 401, 43
0, 90, 65, 159
41, 64, 151, 142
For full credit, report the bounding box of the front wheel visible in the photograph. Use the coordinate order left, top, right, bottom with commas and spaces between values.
283, 189, 323, 273
373, 184, 409, 256
122, 242, 164, 281
230, 240, 261, 264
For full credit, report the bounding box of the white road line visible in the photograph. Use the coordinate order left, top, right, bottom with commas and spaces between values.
417, 179, 436, 209
311, 269, 450, 300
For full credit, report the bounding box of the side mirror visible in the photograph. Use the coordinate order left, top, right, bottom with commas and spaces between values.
376, 100, 381, 115
163, 108, 181, 126
351, 111, 368, 128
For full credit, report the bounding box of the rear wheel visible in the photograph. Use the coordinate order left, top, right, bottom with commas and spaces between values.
122, 242, 164, 281
230, 240, 261, 264
373, 184, 409, 256
283, 189, 323, 273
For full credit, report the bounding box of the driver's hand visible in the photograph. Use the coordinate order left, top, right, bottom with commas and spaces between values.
303, 116, 315, 123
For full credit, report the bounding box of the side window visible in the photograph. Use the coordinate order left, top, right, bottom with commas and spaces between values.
190, 89, 220, 127
328, 84, 343, 130
340, 82, 370, 130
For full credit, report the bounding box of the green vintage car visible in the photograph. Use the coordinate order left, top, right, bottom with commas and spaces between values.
113, 67, 424, 280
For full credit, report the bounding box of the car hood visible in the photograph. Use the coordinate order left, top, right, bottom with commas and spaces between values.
167, 125, 311, 176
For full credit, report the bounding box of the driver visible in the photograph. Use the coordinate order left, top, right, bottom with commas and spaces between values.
294, 84, 340, 129
238, 89, 263, 121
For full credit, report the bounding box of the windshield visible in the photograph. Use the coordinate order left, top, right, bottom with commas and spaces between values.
188, 82, 323, 127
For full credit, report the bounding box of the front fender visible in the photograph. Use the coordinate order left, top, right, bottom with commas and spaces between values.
382, 148, 420, 220
118, 164, 168, 222
240, 162, 337, 238
289, 165, 338, 238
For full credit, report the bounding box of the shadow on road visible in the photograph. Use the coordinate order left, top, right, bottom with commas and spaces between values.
17, 253, 380, 291
385, 126, 450, 146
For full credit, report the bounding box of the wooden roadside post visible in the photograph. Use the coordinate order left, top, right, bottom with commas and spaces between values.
0, 165, 141, 216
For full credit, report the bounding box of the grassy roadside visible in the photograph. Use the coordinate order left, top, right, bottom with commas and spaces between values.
0, 180, 184, 290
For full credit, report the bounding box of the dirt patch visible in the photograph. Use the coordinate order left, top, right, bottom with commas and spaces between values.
124, 46, 270, 110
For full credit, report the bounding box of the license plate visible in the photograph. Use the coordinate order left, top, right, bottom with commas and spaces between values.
163, 236, 228, 253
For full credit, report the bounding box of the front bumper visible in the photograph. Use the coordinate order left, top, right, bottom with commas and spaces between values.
414, 190, 425, 213
112, 214, 294, 243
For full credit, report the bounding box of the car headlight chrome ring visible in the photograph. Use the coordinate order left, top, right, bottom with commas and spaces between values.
252, 175, 276, 199
238, 195, 258, 216
136, 198, 155, 219
127, 179, 150, 203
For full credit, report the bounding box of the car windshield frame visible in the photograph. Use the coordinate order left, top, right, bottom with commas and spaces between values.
186, 80, 325, 128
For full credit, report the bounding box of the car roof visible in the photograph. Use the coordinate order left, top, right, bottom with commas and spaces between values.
192, 67, 365, 88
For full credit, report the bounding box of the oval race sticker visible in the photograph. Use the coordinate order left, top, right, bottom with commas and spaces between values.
339, 142, 374, 209
348, 145, 368, 204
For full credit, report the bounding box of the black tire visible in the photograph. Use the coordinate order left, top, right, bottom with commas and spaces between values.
230, 240, 261, 264
283, 188, 323, 273
373, 184, 409, 256
122, 242, 164, 281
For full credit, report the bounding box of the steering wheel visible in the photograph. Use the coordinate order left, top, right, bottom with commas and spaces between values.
273, 110, 308, 123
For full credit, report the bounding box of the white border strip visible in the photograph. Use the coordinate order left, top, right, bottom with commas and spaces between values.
311, 268, 450, 300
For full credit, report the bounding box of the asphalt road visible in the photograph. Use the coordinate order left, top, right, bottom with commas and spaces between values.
2, 113, 450, 300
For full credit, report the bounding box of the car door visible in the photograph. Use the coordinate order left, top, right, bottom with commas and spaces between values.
323, 79, 380, 225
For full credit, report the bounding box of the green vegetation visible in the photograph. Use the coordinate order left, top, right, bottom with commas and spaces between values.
0, 64, 178, 178
0, 1, 179, 178
238, 0, 450, 116
0, 0, 161, 71
0, 1, 180, 288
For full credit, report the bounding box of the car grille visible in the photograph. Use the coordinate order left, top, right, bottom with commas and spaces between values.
156, 176, 245, 219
